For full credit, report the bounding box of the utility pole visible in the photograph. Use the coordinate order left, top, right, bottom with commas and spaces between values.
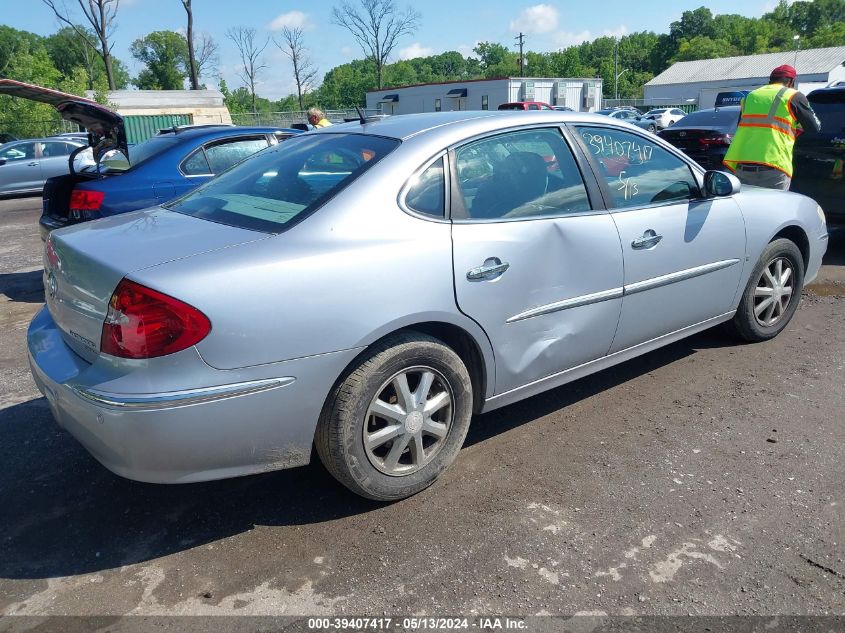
793, 34, 800, 70
515, 32, 525, 77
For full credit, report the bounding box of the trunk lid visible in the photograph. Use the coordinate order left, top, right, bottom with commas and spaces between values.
44, 209, 267, 362
0, 79, 127, 163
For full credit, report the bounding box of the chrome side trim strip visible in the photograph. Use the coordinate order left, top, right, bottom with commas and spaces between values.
72, 377, 294, 410
507, 287, 624, 323
624, 259, 741, 296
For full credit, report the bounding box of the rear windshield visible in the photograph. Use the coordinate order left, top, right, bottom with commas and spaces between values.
674, 108, 739, 128
808, 91, 845, 134
128, 135, 179, 167
167, 133, 400, 233
498, 104, 524, 110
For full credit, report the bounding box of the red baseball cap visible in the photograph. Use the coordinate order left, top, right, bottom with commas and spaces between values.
771, 64, 797, 79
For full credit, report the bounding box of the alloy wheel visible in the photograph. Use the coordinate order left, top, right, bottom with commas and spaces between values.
753, 257, 794, 327
363, 366, 454, 476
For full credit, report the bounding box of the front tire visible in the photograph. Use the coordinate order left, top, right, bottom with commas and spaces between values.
726, 238, 804, 342
315, 332, 473, 501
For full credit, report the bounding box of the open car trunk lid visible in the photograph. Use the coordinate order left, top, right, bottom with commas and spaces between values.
0, 78, 127, 163
43, 208, 267, 363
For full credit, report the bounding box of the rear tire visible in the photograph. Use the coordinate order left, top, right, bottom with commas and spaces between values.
315, 332, 473, 501
648, 124, 656, 133
725, 238, 804, 342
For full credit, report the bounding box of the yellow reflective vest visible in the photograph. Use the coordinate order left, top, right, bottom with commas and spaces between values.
723, 83, 800, 177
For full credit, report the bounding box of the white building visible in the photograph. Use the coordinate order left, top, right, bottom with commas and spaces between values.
366, 77, 604, 114
644, 47, 845, 109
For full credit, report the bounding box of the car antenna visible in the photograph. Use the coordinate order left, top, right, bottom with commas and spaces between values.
355, 106, 367, 124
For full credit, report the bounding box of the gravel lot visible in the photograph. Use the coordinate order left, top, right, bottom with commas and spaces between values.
1, 196, 843, 617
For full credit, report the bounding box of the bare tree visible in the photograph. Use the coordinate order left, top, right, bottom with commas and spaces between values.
42, 0, 121, 90
180, 0, 199, 89
331, 0, 420, 89
274, 27, 318, 110
195, 33, 219, 83
225, 27, 269, 112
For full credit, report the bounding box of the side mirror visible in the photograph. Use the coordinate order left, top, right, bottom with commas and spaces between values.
704, 170, 741, 197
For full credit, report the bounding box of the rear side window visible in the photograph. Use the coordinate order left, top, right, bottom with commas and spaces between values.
182, 150, 212, 176
577, 125, 700, 209
405, 157, 445, 217
454, 128, 590, 220
808, 91, 845, 134
204, 137, 269, 173
169, 133, 399, 233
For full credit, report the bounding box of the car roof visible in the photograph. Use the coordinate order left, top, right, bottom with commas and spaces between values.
154, 125, 299, 142
1, 137, 86, 144
310, 110, 610, 142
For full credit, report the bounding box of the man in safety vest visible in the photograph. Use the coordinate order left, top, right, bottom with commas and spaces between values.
307, 107, 333, 129
723, 64, 820, 190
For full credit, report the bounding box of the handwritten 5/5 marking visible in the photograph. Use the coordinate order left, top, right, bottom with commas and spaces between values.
617, 170, 639, 201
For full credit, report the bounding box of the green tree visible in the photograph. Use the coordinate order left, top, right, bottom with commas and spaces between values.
45, 26, 129, 89
131, 30, 189, 90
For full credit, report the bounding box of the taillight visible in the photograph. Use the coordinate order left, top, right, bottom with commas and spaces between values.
70, 189, 104, 211
101, 279, 211, 359
699, 134, 732, 146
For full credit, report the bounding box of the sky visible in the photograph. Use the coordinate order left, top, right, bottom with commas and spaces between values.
3, 0, 780, 100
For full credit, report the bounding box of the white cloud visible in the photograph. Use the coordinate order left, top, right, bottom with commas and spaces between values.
268, 11, 311, 31
399, 42, 434, 60
554, 25, 629, 48
457, 43, 479, 58
510, 4, 559, 35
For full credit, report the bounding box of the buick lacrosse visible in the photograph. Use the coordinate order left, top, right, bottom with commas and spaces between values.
28, 111, 828, 500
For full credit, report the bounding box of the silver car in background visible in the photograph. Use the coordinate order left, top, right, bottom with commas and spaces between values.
0, 137, 86, 195
28, 111, 828, 500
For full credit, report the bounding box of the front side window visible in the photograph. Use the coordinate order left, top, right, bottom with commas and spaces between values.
204, 137, 269, 173
576, 125, 700, 209
454, 128, 591, 220
0, 143, 35, 162
405, 157, 445, 218
168, 133, 399, 232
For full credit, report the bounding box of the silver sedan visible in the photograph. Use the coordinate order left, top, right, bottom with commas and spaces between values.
28, 111, 828, 500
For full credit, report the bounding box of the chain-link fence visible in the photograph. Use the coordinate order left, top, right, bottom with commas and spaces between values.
230, 108, 383, 128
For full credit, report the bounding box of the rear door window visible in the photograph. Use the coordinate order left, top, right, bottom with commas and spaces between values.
454, 127, 591, 220
204, 137, 269, 173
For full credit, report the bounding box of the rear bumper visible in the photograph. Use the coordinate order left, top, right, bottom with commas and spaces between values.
27, 306, 359, 483
39, 214, 70, 241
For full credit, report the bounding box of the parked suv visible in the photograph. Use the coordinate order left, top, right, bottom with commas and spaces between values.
791, 85, 845, 223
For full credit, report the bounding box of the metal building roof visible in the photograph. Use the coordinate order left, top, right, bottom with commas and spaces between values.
646, 46, 845, 86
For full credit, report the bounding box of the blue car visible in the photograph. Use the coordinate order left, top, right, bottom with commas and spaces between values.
0, 79, 299, 239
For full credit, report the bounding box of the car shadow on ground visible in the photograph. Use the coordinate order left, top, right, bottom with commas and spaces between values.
0, 270, 44, 303
822, 225, 844, 267
0, 326, 736, 581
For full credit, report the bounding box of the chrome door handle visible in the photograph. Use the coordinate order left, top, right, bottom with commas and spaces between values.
632, 230, 663, 249
27, 162, 40, 167
467, 260, 510, 281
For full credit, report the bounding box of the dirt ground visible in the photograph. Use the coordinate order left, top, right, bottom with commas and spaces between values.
0, 196, 843, 617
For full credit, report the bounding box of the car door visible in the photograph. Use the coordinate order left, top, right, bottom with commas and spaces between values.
38, 141, 76, 180
572, 124, 746, 353
450, 126, 624, 395
0, 142, 42, 193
